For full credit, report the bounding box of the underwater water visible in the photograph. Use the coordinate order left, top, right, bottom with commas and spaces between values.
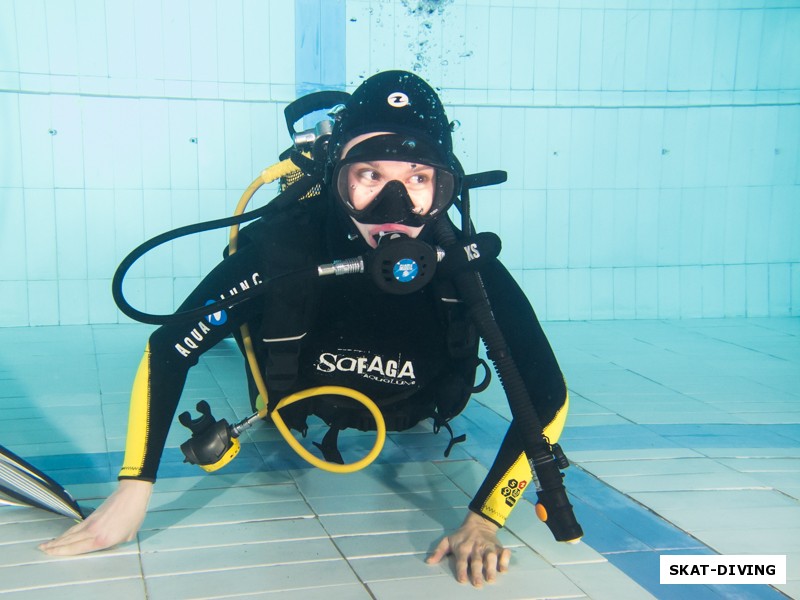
0, 0, 797, 326
0, 3, 798, 599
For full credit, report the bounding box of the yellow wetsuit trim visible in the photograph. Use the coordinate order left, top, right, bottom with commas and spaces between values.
478, 390, 570, 526
542, 388, 570, 445
119, 344, 151, 478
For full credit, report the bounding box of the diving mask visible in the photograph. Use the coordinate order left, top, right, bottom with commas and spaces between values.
332, 134, 460, 227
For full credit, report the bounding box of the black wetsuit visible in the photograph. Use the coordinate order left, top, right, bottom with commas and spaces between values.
118, 190, 569, 527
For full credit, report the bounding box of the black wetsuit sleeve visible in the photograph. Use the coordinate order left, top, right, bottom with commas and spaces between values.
118, 243, 266, 481
467, 260, 569, 527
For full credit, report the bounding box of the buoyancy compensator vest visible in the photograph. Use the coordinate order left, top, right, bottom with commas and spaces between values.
229, 202, 491, 464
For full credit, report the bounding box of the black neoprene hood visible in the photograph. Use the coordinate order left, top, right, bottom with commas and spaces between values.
328, 70, 456, 169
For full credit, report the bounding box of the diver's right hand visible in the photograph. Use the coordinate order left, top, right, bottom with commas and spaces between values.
38, 479, 153, 556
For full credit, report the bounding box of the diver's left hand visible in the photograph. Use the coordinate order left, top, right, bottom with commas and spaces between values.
426, 510, 512, 587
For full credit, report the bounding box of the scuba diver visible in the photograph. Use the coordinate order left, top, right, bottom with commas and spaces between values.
39, 70, 574, 588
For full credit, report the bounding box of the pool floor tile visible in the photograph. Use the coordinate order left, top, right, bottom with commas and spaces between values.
140, 537, 343, 577
558, 561, 658, 599
144, 559, 361, 600
0, 578, 148, 600
138, 516, 329, 552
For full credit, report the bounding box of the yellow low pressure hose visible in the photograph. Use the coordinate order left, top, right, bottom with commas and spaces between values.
228, 163, 294, 419
271, 387, 386, 473
228, 158, 387, 473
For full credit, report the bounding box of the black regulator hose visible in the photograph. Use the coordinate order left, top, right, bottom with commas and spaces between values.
111, 172, 322, 325
434, 216, 583, 543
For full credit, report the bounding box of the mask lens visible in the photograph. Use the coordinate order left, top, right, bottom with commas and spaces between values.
336, 162, 455, 223
332, 134, 459, 224
337, 162, 451, 214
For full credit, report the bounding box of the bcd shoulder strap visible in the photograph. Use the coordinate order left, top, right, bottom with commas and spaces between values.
231, 200, 323, 405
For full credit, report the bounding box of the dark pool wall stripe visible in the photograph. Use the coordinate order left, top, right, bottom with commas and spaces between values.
295, 0, 346, 126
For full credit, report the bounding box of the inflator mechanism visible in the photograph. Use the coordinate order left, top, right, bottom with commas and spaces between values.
433, 177, 584, 544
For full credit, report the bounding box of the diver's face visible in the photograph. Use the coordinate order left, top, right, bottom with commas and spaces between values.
340, 132, 435, 248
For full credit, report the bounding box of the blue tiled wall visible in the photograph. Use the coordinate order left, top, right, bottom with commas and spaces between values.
0, 0, 798, 326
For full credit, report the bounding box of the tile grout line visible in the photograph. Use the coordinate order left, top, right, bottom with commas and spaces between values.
288, 471, 379, 600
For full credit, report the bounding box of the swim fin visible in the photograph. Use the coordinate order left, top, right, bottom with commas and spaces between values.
0, 444, 84, 521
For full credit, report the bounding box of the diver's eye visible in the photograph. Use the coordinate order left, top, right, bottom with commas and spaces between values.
355, 168, 381, 182
406, 167, 435, 189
